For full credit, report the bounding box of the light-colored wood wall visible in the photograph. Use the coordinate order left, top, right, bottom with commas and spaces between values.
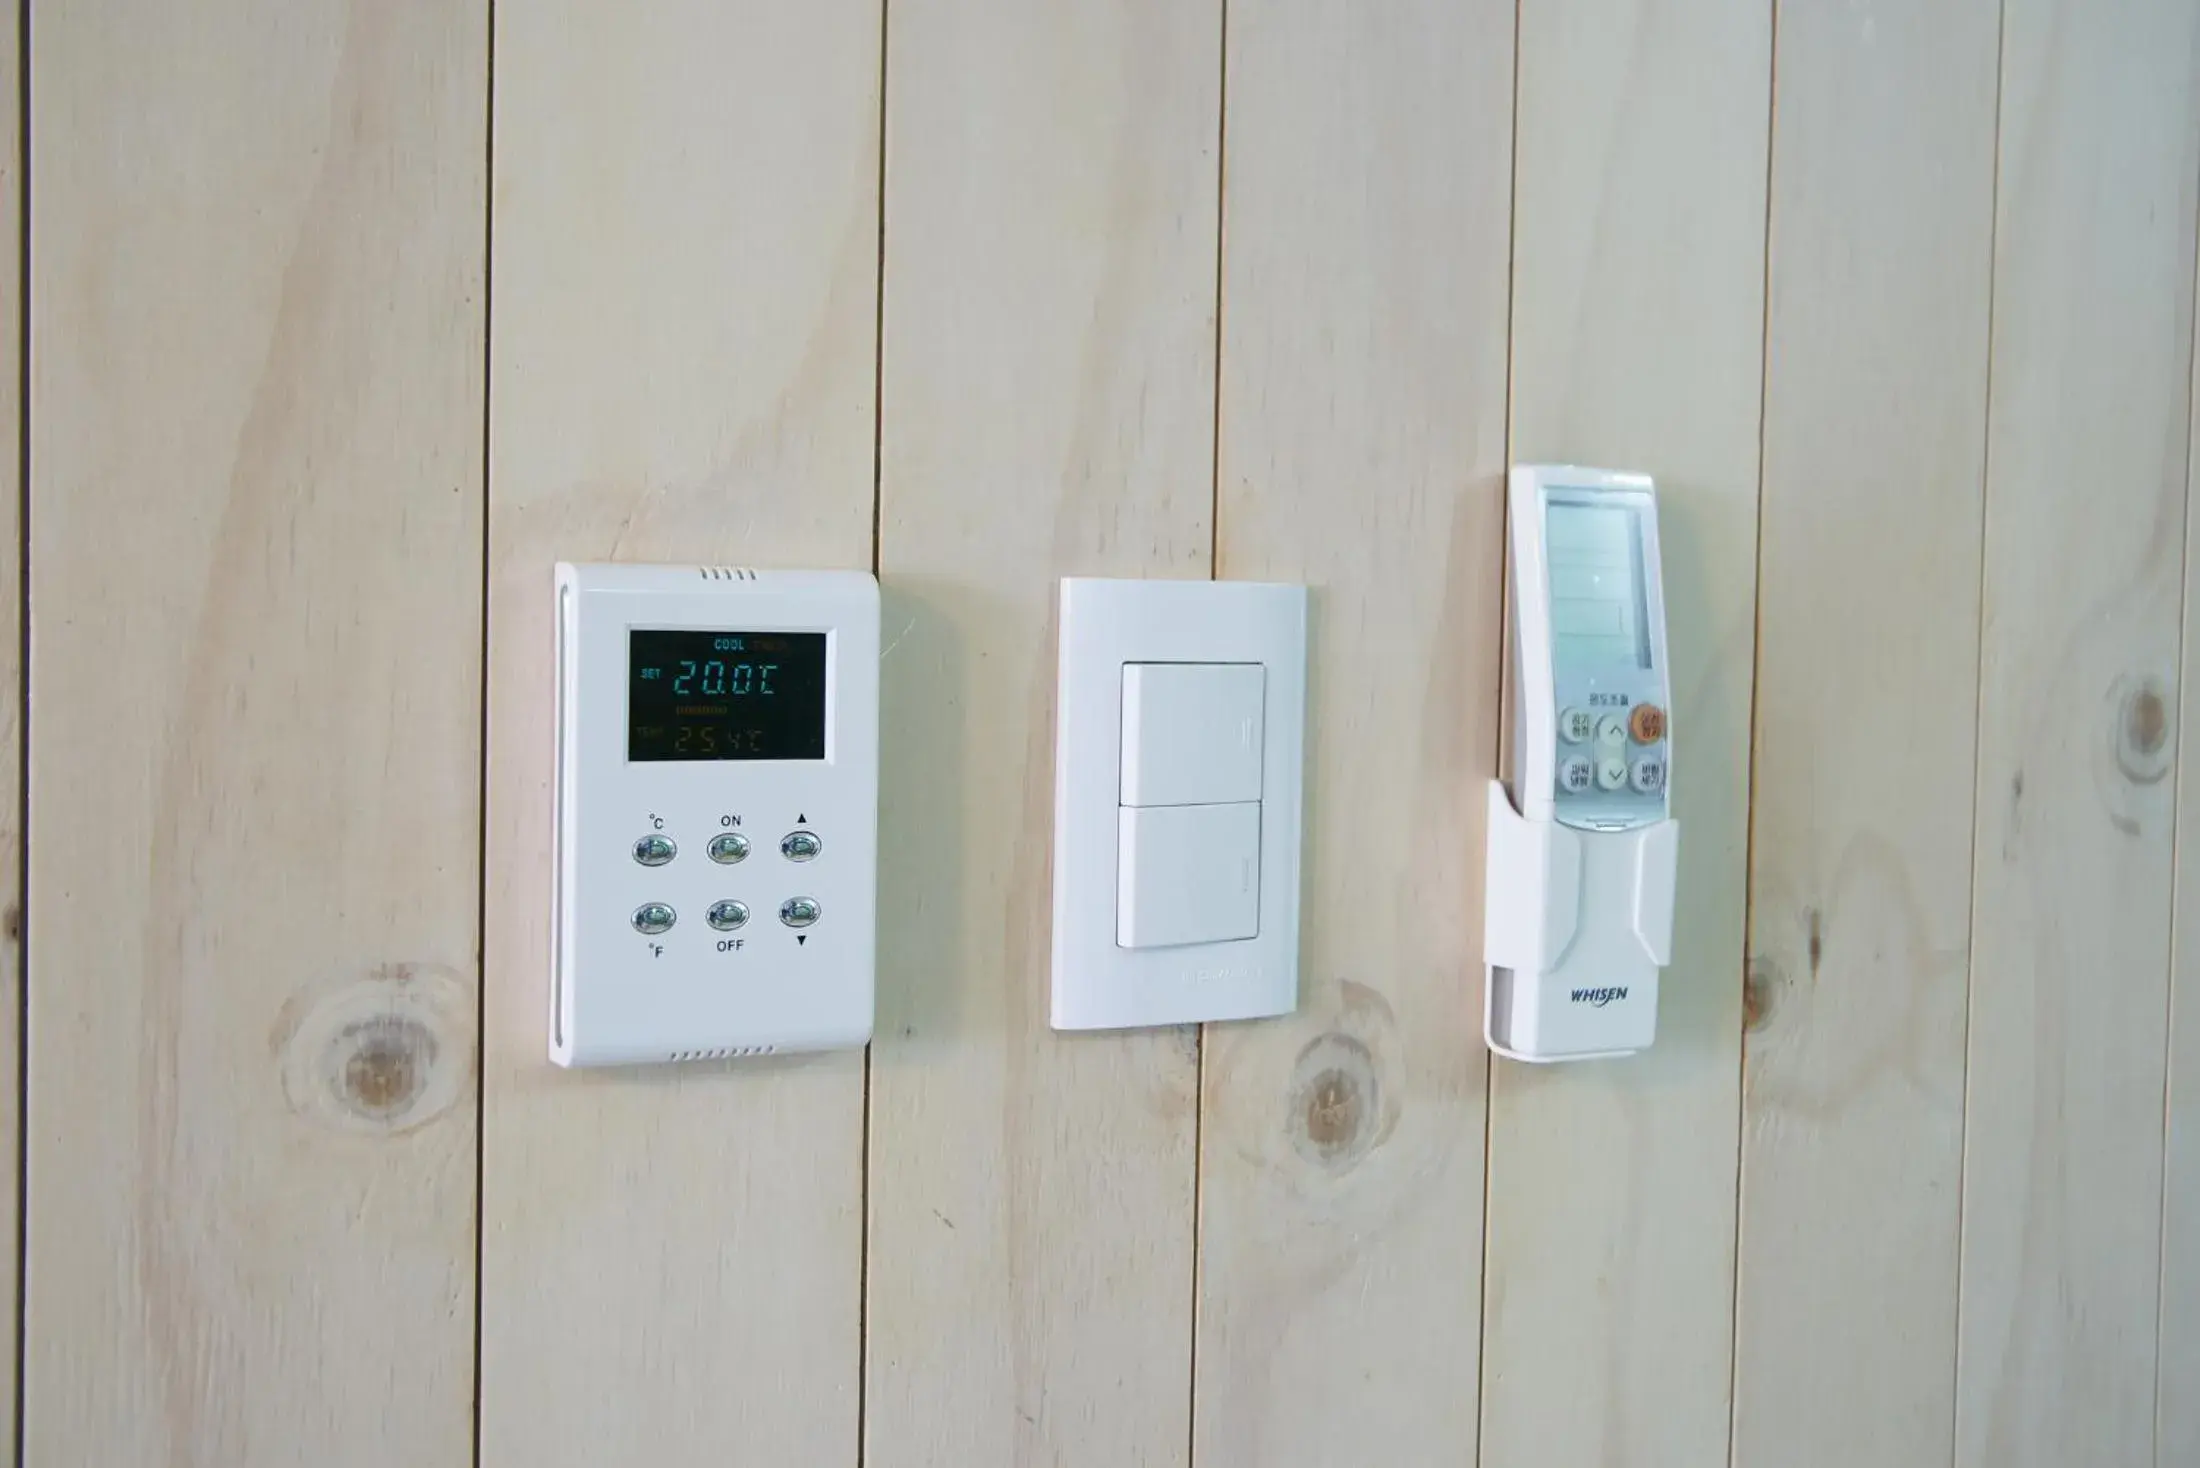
16, 2, 2199, 1464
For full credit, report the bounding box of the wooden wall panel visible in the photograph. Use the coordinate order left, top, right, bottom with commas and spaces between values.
24, 2, 486, 1460
16, 9, 2200, 1466
1957, 3, 2200, 1465
864, 2, 1217, 1462
480, 5, 880, 1462
1482, 5, 1767, 1463
1193, 2, 1510, 1461
1734, 5, 2001, 1464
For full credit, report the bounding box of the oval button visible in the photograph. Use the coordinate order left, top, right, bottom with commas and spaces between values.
708, 832, 750, 864
781, 830, 822, 862
779, 896, 821, 929
707, 900, 749, 932
1630, 703, 1666, 744
632, 903, 676, 935
1596, 756, 1628, 791
633, 834, 676, 867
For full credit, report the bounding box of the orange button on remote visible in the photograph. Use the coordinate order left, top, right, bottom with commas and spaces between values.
1630, 703, 1666, 744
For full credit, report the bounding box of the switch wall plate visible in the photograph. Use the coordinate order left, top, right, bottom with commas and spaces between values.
1050, 577, 1307, 1030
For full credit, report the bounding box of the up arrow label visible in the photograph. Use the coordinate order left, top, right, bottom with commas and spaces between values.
796, 812, 808, 823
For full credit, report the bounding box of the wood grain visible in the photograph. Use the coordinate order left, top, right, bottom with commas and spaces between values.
1481, 4, 1767, 1463
1193, 2, 1510, 1461
1957, 3, 2200, 1464
1733, 5, 2001, 1463
24, 2, 485, 1460
478, 4, 880, 1462
863, 1, 1217, 1461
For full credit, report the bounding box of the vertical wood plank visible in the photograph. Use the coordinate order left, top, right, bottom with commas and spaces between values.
24, 2, 485, 1460
2168, 249, 2200, 1465
0, 7, 18, 1461
479, 5, 879, 1462
1193, 2, 1510, 1461
1958, 3, 2200, 1465
1480, 5, 1767, 1464
1733, 5, 2002, 1464
863, 1, 1217, 1461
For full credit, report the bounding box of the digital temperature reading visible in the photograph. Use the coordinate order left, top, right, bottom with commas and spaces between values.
628, 629, 828, 761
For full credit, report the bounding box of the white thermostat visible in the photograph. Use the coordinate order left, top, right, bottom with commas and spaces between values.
552, 563, 879, 1066
1484, 466, 1679, 1061
1050, 577, 1307, 1030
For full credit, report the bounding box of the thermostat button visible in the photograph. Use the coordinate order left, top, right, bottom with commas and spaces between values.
1631, 758, 1666, 795
706, 900, 749, 932
1559, 755, 1595, 794
779, 896, 822, 929
1597, 715, 1629, 748
707, 832, 750, 864
1597, 756, 1628, 791
633, 834, 676, 867
1630, 703, 1666, 744
632, 903, 676, 935
1559, 707, 1596, 744
781, 830, 822, 862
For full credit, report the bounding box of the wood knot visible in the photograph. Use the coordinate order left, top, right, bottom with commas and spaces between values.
2113, 677, 2173, 785
341, 1017, 430, 1118
2128, 688, 2167, 754
274, 962, 471, 1135
1743, 958, 1777, 1033
1303, 1071, 1361, 1150
2, 906, 19, 943
1286, 1032, 1380, 1171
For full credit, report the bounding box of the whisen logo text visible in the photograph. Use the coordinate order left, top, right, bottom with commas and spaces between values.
1570, 986, 1628, 1007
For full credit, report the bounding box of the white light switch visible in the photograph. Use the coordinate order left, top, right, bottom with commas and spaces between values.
1117, 801, 1261, 947
1120, 662, 1265, 807
1050, 577, 1307, 1031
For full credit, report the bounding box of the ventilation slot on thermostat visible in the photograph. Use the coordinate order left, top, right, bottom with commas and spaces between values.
668, 1044, 778, 1062
696, 566, 759, 582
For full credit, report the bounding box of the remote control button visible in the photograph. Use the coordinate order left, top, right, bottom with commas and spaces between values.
1630, 703, 1666, 744
780, 830, 822, 862
708, 832, 750, 864
1558, 755, 1595, 794
1597, 756, 1628, 791
779, 896, 821, 929
706, 900, 750, 932
1559, 707, 1596, 744
1631, 758, 1666, 795
632, 903, 676, 935
632, 834, 676, 867
1597, 715, 1629, 748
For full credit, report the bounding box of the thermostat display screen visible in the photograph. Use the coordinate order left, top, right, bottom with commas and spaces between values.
628, 629, 828, 761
